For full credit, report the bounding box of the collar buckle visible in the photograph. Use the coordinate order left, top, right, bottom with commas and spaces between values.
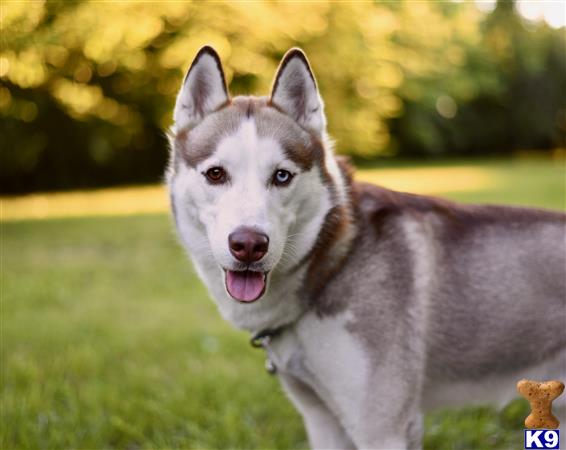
250, 327, 284, 375
250, 327, 282, 348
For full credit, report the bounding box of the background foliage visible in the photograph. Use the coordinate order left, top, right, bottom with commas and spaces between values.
1, 0, 565, 193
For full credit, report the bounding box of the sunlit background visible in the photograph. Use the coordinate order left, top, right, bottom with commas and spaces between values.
2, 1, 565, 449
1, 0, 565, 195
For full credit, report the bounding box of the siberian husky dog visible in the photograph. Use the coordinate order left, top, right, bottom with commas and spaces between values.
167, 46, 566, 449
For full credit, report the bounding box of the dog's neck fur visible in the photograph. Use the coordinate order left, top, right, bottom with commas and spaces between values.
173, 134, 357, 333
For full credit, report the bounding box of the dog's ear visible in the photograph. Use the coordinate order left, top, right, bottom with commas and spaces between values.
270, 48, 326, 135
174, 46, 230, 129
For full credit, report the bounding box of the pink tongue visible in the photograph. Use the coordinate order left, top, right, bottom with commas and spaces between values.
226, 271, 266, 302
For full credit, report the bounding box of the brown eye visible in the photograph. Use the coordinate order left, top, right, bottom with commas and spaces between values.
204, 167, 227, 184
272, 169, 294, 187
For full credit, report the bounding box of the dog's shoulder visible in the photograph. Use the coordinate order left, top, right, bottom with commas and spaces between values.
350, 180, 454, 234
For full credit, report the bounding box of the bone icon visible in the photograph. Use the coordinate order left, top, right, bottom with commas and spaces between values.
517, 379, 565, 429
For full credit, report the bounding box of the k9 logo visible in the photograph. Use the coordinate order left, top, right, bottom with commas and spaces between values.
524, 430, 560, 449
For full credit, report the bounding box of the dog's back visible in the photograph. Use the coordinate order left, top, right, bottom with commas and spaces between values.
314, 180, 566, 409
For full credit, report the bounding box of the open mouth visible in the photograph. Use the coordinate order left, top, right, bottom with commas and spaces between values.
225, 270, 267, 303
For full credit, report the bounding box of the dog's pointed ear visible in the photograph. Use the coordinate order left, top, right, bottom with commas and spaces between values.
270, 48, 326, 135
174, 46, 230, 129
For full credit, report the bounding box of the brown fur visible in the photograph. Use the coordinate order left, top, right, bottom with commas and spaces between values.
305, 204, 355, 300
175, 95, 331, 175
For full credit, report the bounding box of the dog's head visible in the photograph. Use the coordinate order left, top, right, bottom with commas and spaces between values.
168, 47, 345, 304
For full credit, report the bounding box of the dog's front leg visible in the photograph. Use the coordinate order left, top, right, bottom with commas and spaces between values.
280, 373, 356, 450
350, 405, 423, 450
348, 372, 424, 450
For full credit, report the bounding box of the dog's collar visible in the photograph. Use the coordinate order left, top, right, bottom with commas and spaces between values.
250, 326, 285, 375
250, 327, 284, 348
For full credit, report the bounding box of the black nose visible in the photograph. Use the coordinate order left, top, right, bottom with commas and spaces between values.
228, 227, 269, 263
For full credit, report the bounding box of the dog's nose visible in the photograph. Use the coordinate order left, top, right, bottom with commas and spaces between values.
228, 227, 269, 263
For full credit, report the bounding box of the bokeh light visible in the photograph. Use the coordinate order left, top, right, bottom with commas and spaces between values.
1, 1, 564, 194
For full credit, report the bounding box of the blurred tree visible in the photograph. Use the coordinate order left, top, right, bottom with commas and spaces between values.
390, 0, 566, 157
0, 0, 564, 193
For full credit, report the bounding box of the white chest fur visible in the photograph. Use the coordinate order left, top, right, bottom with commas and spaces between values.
266, 311, 369, 427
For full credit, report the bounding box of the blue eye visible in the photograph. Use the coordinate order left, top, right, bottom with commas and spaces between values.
273, 169, 294, 187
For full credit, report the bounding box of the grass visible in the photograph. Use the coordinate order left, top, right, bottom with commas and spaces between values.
2, 158, 564, 449
3, 157, 564, 221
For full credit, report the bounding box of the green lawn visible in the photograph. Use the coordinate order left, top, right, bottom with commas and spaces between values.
2, 158, 564, 449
